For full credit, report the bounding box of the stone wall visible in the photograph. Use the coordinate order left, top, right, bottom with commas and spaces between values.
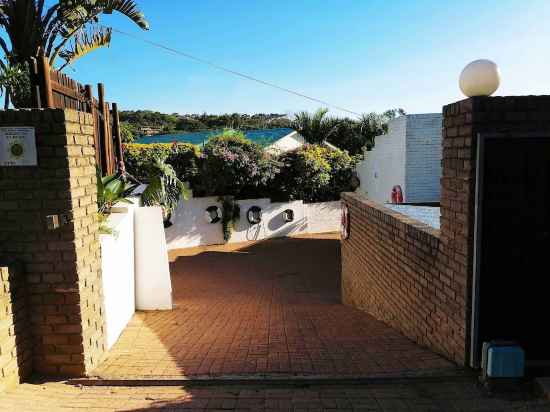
341, 192, 466, 363
0, 109, 106, 377
0, 263, 32, 391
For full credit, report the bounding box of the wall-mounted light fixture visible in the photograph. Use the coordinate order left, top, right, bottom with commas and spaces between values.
247, 206, 262, 225
205, 205, 222, 224
282, 209, 294, 223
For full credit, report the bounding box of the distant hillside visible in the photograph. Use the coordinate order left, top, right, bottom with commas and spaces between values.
119, 111, 292, 140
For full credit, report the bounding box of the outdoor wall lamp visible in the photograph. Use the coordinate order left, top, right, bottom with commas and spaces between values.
282, 209, 294, 223
205, 205, 222, 223
247, 206, 262, 225
459, 59, 500, 97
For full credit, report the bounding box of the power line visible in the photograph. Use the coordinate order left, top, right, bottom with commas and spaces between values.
110, 28, 362, 117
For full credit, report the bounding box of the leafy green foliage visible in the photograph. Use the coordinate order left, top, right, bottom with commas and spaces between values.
292, 108, 406, 155
119, 121, 137, 143
96, 170, 137, 234
123, 142, 200, 183
0, 60, 31, 108
272, 145, 359, 202
140, 157, 190, 217
0, 0, 148, 84
291, 108, 338, 145
193, 130, 279, 199
96, 170, 137, 213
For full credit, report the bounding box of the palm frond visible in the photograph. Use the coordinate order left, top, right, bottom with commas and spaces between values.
58, 25, 111, 67
97, 0, 149, 30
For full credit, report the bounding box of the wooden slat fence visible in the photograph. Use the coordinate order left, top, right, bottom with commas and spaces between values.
30, 56, 123, 176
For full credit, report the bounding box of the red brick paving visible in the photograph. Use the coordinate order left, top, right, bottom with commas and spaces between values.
92, 234, 455, 379
3, 379, 549, 411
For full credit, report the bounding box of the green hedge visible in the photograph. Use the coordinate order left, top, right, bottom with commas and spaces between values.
123, 134, 358, 202
192, 130, 278, 199
272, 144, 359, 202
123, 142, 200, 182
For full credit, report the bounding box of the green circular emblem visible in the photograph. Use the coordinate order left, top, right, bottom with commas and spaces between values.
9, 142, 24, 159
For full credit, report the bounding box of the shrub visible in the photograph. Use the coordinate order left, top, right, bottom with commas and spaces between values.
193, 130, 278, 198
123, 142, 200, 183
273, 144, 359, 202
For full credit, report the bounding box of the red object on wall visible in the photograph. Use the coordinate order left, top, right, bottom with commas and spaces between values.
391, 185, 404, 204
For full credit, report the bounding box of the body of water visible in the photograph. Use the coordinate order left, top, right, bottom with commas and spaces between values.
135, 128, 294, 146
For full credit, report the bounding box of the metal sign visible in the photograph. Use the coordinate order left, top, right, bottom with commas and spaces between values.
0, 127, 37, 166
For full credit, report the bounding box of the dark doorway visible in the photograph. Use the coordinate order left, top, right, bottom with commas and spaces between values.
472, 134, 550, 372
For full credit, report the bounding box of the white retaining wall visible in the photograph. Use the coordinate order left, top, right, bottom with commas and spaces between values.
404, 114, 442, 203
134, 206, 173, 310
356, 113, 442, 204
356, 116, 407, 204
165, 197, 341, 250
100, 205, 136, 350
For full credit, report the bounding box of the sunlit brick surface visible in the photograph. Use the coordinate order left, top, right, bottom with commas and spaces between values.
92, 234, 454, 379
2, 379, 549, 411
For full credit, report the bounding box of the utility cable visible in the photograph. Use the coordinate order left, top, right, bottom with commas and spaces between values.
110, 27, 362, 117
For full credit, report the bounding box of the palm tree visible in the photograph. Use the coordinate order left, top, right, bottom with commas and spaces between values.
141, 156, 190, 227
0, 0, 148, 106
291, 108, 339, 144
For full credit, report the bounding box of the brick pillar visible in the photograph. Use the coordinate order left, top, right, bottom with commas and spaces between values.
441, 95, 550, 364
0, 263, 32, 391
0, 109, 106, 377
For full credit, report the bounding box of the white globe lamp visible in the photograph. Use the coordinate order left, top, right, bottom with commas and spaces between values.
459, 59, 500, 97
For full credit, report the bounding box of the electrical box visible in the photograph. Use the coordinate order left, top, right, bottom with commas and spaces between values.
482, 341, 524, 379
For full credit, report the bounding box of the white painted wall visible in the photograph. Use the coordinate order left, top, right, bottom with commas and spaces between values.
356, 114, 442, 204
356, 116, 407, 204
134, 206, 173, 310
100, 204, 136, 350
165, 197, 341, 250
405, 114, 442, 203
265, 131, 306, 154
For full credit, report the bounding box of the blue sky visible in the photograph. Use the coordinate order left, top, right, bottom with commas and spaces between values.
58, 0, 550, 117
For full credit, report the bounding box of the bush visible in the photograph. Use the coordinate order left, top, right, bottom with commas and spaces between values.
123, 142, 200, 182
193, 130, 278, 198
273, 144, 359, 202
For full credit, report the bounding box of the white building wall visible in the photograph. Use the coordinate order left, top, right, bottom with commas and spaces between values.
165, 197, 341, 250
265, 131, 306, 155
356, 116, 407, 204
405, 114, 442, 203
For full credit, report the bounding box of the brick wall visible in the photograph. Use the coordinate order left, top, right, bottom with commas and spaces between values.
0, 263, 32, 391
341, 192, 466, 363
0, 109, 106, 378
342, 95, 550, 366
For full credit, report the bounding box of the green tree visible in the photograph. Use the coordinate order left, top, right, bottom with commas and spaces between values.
119, 121, 136, 143
272, 144, 359, 202
290, 108, 338, 144
0, 60, 30, 108
0, 0, 148, 106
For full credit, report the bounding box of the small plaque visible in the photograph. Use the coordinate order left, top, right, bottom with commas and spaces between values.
0, 127, 37, 166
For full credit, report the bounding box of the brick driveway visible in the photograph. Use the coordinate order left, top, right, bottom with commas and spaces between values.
92, 234, 455, 379
3, 379, 549, 411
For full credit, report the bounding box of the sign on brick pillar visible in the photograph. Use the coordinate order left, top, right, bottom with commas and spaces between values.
0, 109, 106, 377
